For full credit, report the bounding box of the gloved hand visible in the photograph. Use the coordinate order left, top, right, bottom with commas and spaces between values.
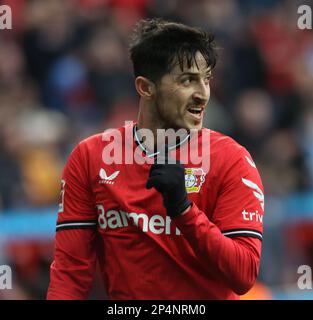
146, 147, 191, 217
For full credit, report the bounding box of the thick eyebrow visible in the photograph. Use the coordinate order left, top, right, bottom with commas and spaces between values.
175, 70, 212, 77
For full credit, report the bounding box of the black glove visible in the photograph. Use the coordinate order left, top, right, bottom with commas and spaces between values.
146, 149, 191, 217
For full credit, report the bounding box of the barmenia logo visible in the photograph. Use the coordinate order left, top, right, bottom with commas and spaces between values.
96, 204, 181, 236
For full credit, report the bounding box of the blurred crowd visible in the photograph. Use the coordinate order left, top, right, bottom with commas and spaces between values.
1, 0, 313, 299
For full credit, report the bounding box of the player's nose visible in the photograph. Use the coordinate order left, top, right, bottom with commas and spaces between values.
192, 80, 210, 103
192, 91, 209, 107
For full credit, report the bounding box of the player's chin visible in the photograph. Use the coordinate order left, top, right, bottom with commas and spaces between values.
171, 118, 203, 131
183, 119, 203, 131
182, 113, 204, 131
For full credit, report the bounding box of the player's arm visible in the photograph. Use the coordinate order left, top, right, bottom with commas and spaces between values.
147, 147, 264, 295
47, 143, 98, 300
173, 207, 261, 295
175, 148, 264, 295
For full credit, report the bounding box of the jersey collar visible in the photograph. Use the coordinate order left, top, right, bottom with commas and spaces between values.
133, 125, 190, 158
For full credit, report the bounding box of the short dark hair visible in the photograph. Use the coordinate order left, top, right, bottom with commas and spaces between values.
129, 18, 217, 82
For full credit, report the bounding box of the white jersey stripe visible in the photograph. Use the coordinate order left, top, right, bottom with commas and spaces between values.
56, 222, 97, 229
222, 230, 262, 239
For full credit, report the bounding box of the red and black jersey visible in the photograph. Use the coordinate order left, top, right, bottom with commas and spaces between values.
47, 122, 264, 300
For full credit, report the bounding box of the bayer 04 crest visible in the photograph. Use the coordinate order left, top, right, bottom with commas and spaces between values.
184, 168, 206, 193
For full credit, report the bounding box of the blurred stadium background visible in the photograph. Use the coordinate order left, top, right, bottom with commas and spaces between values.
0, 0, 313, 300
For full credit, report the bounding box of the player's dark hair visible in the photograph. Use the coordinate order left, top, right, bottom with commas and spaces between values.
129, 18, 217, 83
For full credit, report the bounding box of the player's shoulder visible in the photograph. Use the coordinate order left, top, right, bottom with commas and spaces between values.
77, 126, 126, 154
204, 129, 261, 184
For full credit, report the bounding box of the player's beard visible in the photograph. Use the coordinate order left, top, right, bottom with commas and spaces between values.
153, 90, 184, 132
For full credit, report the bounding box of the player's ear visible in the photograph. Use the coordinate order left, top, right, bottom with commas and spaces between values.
135, 76, 155, 99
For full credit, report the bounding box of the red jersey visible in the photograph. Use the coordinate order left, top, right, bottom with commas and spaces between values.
47, 122, 264, 300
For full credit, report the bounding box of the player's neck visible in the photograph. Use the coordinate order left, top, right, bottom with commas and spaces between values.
137, 104, 188, 152
137, 112, 160, 151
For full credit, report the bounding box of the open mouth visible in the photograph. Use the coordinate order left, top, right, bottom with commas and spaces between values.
187, 105, 204, 119
188, 109, 202, 115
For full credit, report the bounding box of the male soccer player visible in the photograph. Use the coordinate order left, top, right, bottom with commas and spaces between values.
47, 19, 265, 300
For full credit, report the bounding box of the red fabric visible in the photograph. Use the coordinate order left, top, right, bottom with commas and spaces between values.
174, 204, 262, 295
47, 123, 264, 299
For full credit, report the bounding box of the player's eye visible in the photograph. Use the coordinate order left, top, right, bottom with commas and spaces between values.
204, 75, 213, 85
181, 77, 191, 86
